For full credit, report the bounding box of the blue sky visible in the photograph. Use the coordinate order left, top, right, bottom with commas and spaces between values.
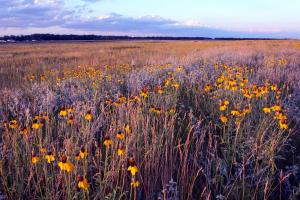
0, 0, 300, 38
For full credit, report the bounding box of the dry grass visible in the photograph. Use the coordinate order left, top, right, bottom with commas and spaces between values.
0, 40, 300, 199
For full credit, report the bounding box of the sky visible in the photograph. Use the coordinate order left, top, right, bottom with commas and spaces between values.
0, 0, 300, 38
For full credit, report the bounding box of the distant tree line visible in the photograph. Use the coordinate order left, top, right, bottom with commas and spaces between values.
0, 34, 212, 42
0, 34, 286, 42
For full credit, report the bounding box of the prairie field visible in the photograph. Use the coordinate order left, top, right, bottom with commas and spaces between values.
1, 40, 300, 199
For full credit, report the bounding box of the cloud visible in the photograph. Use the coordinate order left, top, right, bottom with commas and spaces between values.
0, 0, 73, 28
80, 0, 103, 2
61, 14, 238, 37
0, 0, 299, 38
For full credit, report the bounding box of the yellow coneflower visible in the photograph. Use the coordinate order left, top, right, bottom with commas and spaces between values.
84, 111, 93, 121
103, 136, 113, 147
172, 82, 180, 89
271, 104, 281, 111
32, 119, 40, 130
243, 105, 251, 115
9, 120, 17, 129
132, 96, 141, 103
77, 176, 89, 191
154, 108, 162, 114
31, 154, 39, 164
59, 107, 67, 117
131, 179, 140, 188
149, 105, 156, 113
34, 114, 40, 120
20, 126, 28, 135
177, 66, 183, 71
29, 75, 35, 81
270, 84, 277, 91
219, 100, 229, 111
67, 116, 74, 125
164, 79, 171, 87
279, 119, 288, 130
117, 148, 124, 156
40, 147, 46, 153
168, 108, 176, 114
274, 111, 286, 120
58, 156, 74, 173
2, 121, 8, 128
124, 124, 132, 134
116, 131, 125, 140
42, 113, 49, 120
140, 89, 149, 98
44, 152, 55, 163
105, 98, 112, 105
40, 75, 46, 81
231, 108, 241, 116
75, 152, 81, 161
128, 157, 139, 177
220, 115, 228, 124
155, 86, 164, 94
263, 107, 271, 114
38, 120, 44, 128
118, 95, 127, 103
113, 101, 121, 107
79, 147, 88, 159
67, 106, 75, 113
204, 84, 211, 92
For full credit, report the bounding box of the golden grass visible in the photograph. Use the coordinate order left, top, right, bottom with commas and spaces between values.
0, 40, 300, 199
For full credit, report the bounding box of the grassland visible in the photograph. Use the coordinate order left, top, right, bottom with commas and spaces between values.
0, 40, 300, 199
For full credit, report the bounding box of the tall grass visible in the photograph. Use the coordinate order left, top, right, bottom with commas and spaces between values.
0, 40, 300, 199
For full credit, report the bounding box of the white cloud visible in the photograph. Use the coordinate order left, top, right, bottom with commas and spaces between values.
175, 20, 204, 27
0, 0, 299, 38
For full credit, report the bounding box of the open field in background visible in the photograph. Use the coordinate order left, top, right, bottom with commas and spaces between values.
0, 40, 300, 199
1, 40, 300, 89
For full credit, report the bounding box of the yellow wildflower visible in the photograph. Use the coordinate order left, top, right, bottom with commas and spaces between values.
263, 107, 271, 114
58, 156, 74, 173
149, 105, 156, 113
20, 127, 28, 135
231, 109, 241, 116
9, 120, 17, 129
124, 124, 132, 134
79, 147, 88, 159
31, 154, 39, 164
59, 107, 67, 117
44, 152, 55, 163
67, 107, 75, 113
32, 119, 40, 129
140, 89, 149, 98
116, 131, 125, 140
204, 84, 211, 92
270, 84, 277, 91
219, 100, 229, 111
243, 106, 251, 115
172, 83, 180, 89
154, 108, 162, 114
271, 104, 281, 111
131, 179, 140, 188
67, 116, 74, 125
40, 147, 46, 153
77, 176, 89, 191
117, 148, 124, 156
168, 108, 176, 114
128, 158, 138, 177
220, 115, 228, 124
84, 111, 93, 121
279, 119, 288, 130
103, 136, 113, 147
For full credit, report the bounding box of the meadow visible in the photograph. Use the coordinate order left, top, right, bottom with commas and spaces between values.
0, 40, 300, 199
